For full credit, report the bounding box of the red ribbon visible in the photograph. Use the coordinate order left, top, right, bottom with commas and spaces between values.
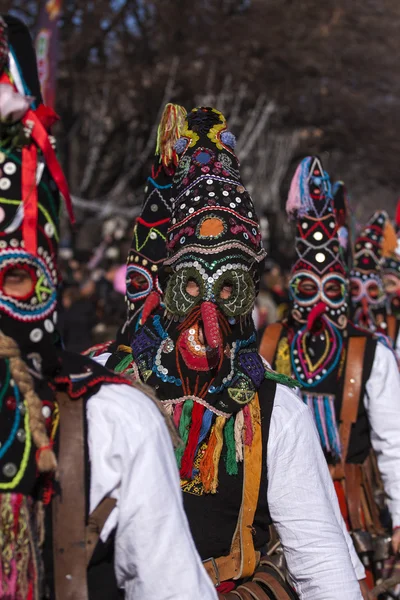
22, 108, 75, 226
21, 144, 38, 255
0, 72, 75, 255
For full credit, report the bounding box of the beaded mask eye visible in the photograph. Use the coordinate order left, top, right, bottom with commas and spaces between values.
164, 268, 205, 317
164, 262, 256, 319
290, 271, 348, 329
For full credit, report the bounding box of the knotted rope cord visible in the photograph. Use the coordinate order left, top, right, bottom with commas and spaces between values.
0, 333, 57, 473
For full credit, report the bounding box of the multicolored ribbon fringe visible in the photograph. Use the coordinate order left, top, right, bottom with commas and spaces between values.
0, 493, 41, 600
163, 397, 259, 493
302, 392, 341, 460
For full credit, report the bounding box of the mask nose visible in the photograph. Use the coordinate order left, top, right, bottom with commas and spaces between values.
201, 301, 221, 350
361, 296, 369, 315
306, 301, 327, 331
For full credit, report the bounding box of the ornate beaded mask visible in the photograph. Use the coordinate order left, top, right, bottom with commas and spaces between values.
287, 156, 349, 330
381, 203, 400, 319
121, 104, 186, 337
0, 16, 72, 361
382, 253, 400, 319
163, 107, 266, 323
130, 107, 267, 416
350, 211, 392, 333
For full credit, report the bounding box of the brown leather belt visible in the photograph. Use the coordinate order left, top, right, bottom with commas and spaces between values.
204, 393, 263, 586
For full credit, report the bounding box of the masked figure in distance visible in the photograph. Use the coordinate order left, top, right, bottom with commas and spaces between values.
0, 16, 216, 600
381, 200, 400, 359
260, 156, 400, 592
333, 180, 355, 272
85, 103, 186, 365
103, 109, 367, 599
349, 210, 396, 338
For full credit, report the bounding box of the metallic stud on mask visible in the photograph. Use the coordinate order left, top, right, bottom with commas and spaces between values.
44, 319, 54, 333
3, 463, 17, 478
16, 429, 26, 443
42, 405, 52, 419
30, 328, 43, 343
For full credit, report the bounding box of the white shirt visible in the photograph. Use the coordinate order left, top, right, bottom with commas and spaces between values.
87, 382, 218, 600
92, 353, 361, 599
269, 385, 362, 599
365, 341, 400, 527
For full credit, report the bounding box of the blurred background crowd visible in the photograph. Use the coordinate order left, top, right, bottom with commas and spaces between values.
7, 0, 400, 350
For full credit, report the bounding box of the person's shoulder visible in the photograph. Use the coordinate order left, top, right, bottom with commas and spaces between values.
273, 382, 308, 419
87, 378, 166, 435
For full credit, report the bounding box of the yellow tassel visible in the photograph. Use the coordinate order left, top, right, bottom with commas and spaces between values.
211, 416, 226, 494
199, 425, 217, 493
156, 103, 187, 168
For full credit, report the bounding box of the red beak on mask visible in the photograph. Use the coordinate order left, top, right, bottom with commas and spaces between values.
306, 301, 327, 331
201, 301, 222, 350
140, 291, 161, 325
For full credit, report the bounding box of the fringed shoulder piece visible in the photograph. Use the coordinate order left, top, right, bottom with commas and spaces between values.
264, 368, 301, 389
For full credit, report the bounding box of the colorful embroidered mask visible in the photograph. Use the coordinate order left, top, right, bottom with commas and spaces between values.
350, 211, 393, 333
133, 107, 266, 409
0, 16, 73, 362
163, 107, 266, 322
123, 104, 186, 335
381, 202, 400, 319
287, 156, 349, 331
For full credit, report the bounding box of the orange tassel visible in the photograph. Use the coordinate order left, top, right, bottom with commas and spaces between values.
199, 416, 226, 494
382, 220, 398, 257
200, 425, 218, 493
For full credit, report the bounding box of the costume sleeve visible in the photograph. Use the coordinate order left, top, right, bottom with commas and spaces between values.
86, 383, 217, 600
364, 341, 400, 527
267, 385, 363, 599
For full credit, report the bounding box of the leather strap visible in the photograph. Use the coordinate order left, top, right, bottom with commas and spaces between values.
204, 393, 263, 584
239, 581, 271, 600
235, 393, 263, 578
204, 554, 241, 586
387, 314, 397, 344
344, 463, 363, 530
253, 572, 294, 600
53, 392, 89, 600
259, 323, 283, 367
361, 455, 384, 535
86, 497, 117, 566
332, 336, 366, 480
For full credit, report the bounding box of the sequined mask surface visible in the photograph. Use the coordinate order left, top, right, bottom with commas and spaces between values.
382, 253, 400, 319
132, 107, 267, 415
119, 104, 186, 343
0, 26, 64, 361
350, 211, 390, 334
285, 156, 349, 388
